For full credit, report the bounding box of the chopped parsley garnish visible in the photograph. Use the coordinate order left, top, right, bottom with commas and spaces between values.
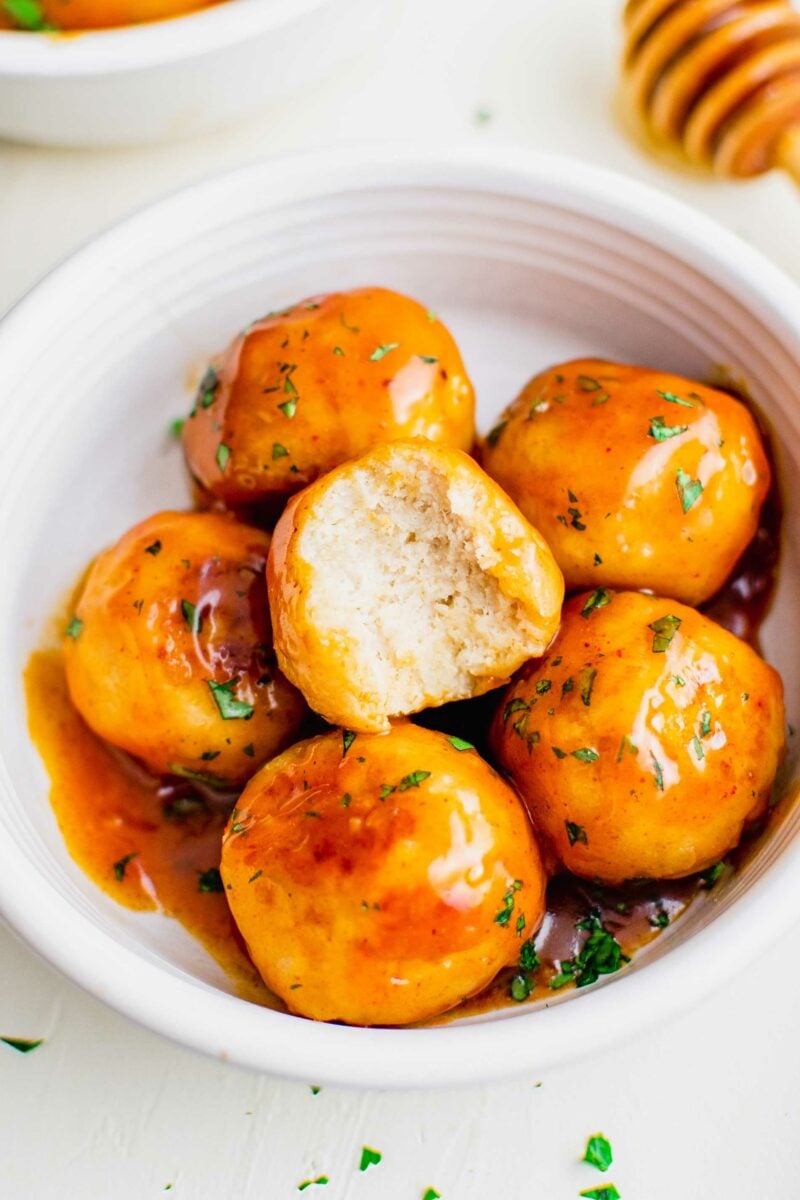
422, 1191, 441, 1200
248, 870, 263, 883
700, 710, 712, 738
503, 697, 529, 722
549, 914, 629, 989
243, 743, 255, 757
579, 1187, 621, 1200
535, 679, 552, 695
0, 1036, 43, 1053
579, 667, 597, 707
169, 417, 185, 438
332, 346, 344, 356
342, 730, 356, 756
676, 468, 703, 512
649, 415, 688, 441
272, 442, 289, 460
64, 616, 83, 640
650, 907, 670, 928
648, 614, 681, 652
297, 1177, 329, 1191
566, 820, 588, 846
398, 770, 430, 790
577, 375, 602, 392
340, 793, 352, 807
113, 852, 138, 881
552, 746, 568, 759
168, 764, 228, 789
657, 388, 694, 408
145, 540, 162, 556
486, 420, 507, 448
181, 599, 202, 634
672, 675, 686, 687
3, 0, 52, 30
215, 442, 231, 471
447, 735, 474, 750
358, 1147, 382, 1171
562, 677, 574, 698
701, 861, 725, 887
616, 734, 637, 762
651, 753, 665, 791
593, 553, 603, 565
278, 398, 297, 418
201, 750, 219, 761
197, 867, 224, 893
369, 343, 399, 362
380, 784, 396, 800
310, 1085, 321, 1094
509, 973, 534, 1001
196, 365, 219, 410
419, 355, 438, 364
692, 736, 704, 761
494, 880, 523, 926
583, 1133, 613, 1172
572, 747, 599, 763
580, 588, 612, 618
207, 678, 254, 720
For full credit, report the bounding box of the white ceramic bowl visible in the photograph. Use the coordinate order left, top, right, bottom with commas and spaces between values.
0, 147, 798, 1088
0, 0, 389, 147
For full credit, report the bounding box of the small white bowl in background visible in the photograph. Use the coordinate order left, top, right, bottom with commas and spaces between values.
0, 147, 797, 1087
0, 0, 391, 147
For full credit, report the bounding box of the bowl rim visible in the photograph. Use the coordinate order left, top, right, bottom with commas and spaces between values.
1, 145, 799, 1088
0, 0, 331, 75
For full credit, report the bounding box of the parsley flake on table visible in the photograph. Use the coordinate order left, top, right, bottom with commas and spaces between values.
297, 1177, 329, 1191
197, 867, 224, 893
583, 1133, 613, 1172
676, 467, 703, 512
369, 343, 399, 362
422, 1190, 441, 1200
113, 851, 138, 881
64, 616, 83, 640
648, 415, 688, 441
447, 735, 474, 751
358, 1147, 382, 1171
169, 417, 185, 438
1, 1036, 43, 1053
648, 613, 681, 652
580, 588, 612, 618
579, 1187, 620, 1199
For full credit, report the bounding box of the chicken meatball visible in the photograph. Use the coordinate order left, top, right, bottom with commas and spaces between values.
221, 723, 547, 1025
267, 440, 564, 732
491, 589, 785, 884
480, 359, 771, 605
181, 287, 475, 508
63, 511, 306, 786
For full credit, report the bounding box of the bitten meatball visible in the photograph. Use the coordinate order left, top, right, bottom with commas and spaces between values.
267, 440, 564, 732
182, 287, 475, 507
63, 511, 306, 786
221, 723, 547, 1025
480, 359, 771, 605
491, 589, 785, 884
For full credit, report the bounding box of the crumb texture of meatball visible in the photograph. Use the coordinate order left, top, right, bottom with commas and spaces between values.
63, 510, 306, 786
480, 359, 771, 605
491, 589, 785, 885
266, 439, 565, 732
181, 286, 476, 507
221, 723, 546, 1025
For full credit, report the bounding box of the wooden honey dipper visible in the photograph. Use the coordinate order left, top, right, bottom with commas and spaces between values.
622, 0, 800, 180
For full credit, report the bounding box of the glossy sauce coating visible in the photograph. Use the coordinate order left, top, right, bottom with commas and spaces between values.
0, 0, 219, 30
63, 510, 306, 786
480, 359, 771, 605
181, 288, 475, 507
491, 589, 786, 884
25, 650, 274, 1008
221, 724, 547, 1025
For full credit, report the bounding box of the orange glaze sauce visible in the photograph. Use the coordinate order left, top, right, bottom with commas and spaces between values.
25, 649, 279, 1010
24, 384, 783, 1026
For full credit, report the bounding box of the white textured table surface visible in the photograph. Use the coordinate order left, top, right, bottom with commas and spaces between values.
2, 1, 800, 1196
